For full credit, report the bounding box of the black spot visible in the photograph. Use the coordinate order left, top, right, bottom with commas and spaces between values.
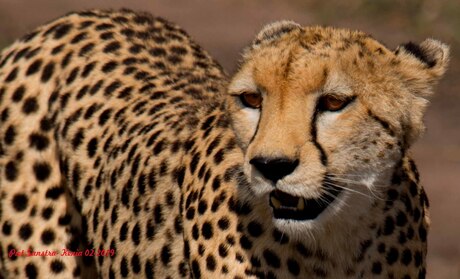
263, 249, 281, 268
100, 31, 114, 40
131, 253, 141, 274
41, 229, 55, 245
131, 223, 141, 245
419, 225, 427, 242
247, 221, 263, 237
25, 263, 38, 279
5, 161, 18, 181
70, 32, 87, 44
240, 235, 252, 250
161, 245, 171, 266
54, 23, 72, 39
61, 51, 73, 68
50, 259, 65, 273
11, 86, 25, 103
66, 67, 79, 84
102, 61, 118, 73
413, 207, 421, 222
13, 47, 30, 62
201, 222, 213, 239
81, 61, 96, 78
192, 224, 199, 240
396, 211, 408, 227
206, 255, 216, 271
214, 149, 225, 164
96, 23, 114, 31
217, 217, 230, 231
5, 67, 18, 82
41, 62, 55, 83
22, 97, 39, 114
120, 256, 129, 277
45, 186, 64, 200
19, 223, 33, 240
154, 204, 163, 224
175, 167, 185, 188
287, 258, 300, 276
26, 59, 42, 76
386, 247, 399, 265
111, 205, 118, 225
72, 129, 85, 150
103, 41, 121, 53
40, 117, 53, 132
372, 261, 382, 274
2, 221, 12, 235
401, 249, 412, 265
29, 133, 49, 151
383, 216, 395, 235
120, 222, 128, 241
145, 259, 154, 279
58, 214, 72, 226
79, 43, 95, 56
101, 190, 111, 212
104, 80, 121, 96
99, 109, 112, 126
192, 260, 201, 278
414, 250, 423, 267
42, 207, 54, 219
198, 200, 208, 214
87, 138, 98, 158
12, 193, 28, 211
5, 126, 16, 145
186, 207, 195, 220
51, 44, 64, 55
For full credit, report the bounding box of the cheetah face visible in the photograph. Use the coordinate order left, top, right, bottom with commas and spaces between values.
227, 22, 448, 234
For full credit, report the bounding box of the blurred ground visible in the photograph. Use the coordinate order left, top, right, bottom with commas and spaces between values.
0, 0, 458, 278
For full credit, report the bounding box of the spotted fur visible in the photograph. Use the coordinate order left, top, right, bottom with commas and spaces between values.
0, 10, 448, 279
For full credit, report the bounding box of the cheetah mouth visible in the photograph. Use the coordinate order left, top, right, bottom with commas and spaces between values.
269, 186, 342, 220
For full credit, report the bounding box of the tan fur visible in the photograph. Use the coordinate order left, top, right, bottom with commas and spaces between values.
0, 12, 448, 279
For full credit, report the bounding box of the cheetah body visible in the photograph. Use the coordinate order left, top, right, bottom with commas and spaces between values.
0, 10, 448, 279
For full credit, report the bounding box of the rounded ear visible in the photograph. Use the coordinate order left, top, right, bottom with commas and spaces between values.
252, 20, 301, 48
393, 39, 449, 146
396, 39, 449, 80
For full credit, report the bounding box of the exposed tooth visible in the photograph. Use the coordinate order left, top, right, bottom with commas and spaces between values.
271, 197, 281, 209
297, 198, 305, 210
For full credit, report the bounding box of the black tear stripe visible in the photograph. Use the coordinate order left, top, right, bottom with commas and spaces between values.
248, 106, 262, 146
311, 109, 328, 166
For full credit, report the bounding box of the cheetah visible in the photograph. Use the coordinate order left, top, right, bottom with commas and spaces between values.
0, 9, 449, 279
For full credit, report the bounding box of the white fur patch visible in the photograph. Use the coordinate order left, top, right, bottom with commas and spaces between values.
228, 74, 257, 94
242, 107, 260, 128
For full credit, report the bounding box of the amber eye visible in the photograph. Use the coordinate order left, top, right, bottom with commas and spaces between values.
318, 95, 354, 112
239, 92, 263, 109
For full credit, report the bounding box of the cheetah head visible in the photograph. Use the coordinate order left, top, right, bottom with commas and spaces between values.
227, 21, 448, 235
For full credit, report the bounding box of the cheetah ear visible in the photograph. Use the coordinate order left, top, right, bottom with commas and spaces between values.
395, 39, 449, 85
252, 20, 301, 47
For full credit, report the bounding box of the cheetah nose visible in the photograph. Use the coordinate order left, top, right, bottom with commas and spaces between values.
250, 157, 299, 184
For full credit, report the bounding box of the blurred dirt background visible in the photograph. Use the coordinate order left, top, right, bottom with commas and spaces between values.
0, 0, 458, 278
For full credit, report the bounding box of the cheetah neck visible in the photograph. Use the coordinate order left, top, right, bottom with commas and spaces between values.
233, 156, 429, 277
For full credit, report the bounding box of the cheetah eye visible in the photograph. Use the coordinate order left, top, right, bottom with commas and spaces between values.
239, 92, 262, 109
318, 95, 355, 112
